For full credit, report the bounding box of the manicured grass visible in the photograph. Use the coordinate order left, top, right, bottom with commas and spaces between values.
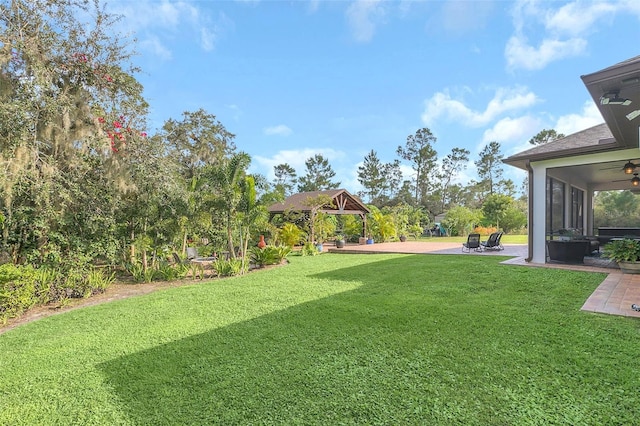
0, 254, 637, 425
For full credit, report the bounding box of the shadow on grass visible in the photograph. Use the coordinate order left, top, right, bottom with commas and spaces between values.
99, 255, 622, 425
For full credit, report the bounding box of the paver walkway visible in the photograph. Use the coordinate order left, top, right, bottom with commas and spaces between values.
329, 241, 640, 318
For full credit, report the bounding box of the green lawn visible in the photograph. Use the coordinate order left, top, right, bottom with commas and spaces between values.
1, 254, 637, 425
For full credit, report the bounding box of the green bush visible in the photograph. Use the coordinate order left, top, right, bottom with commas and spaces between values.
250, 246, 278, 267
63, 269, 93, 298
301, 242, 320, 256
603, 238, 640, 262
276, 245, 292, 262
212, 259, 243, 277
0, 264, 38, 324
125, 262, 146, 283
0, 263, 115, 323
32, 267, 58, 304
87, 268, 116, 293
157, 261, 190, 281
250, 245, 291, 267
279, 223, 305, 247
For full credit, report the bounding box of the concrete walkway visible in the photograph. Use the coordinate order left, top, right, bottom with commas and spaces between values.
328, 241, 640, 318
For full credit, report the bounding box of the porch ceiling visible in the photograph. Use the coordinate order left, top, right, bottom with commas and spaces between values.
548, 158, 640, 192
581, 56, 640, 150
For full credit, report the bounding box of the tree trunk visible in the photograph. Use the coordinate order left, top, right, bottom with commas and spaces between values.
241, 227, 250, 274
226, 212, 235, 259
141, 220, 148, 272
130, 227, 136, 264
181, 230, 188, 255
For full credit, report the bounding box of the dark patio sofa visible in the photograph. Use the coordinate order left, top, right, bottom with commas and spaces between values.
597, 227, 640, 246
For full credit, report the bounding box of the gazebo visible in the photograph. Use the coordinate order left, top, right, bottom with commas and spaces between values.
268, 189, 370, 242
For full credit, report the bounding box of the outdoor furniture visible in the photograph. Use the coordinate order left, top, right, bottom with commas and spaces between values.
185, 247, 217, 263
481, 232, 504, 251
546, 240, 589, 264
574, 235, 600, 254
172, 252, 189, 265
462, 233, 482, 252
597, 227, 640, 246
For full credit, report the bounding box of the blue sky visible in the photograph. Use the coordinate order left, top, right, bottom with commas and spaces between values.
109, 0, 640, 193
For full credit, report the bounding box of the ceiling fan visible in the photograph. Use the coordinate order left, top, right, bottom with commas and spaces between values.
612, 172, 640, 186
600, 160, 640, 174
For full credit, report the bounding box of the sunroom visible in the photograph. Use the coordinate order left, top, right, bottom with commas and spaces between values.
504, 56, 640, 264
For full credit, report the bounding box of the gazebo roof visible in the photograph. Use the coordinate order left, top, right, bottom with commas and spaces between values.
268, 189, 370, 216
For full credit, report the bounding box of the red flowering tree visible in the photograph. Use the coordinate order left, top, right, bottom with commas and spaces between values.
0, 0, 151, 265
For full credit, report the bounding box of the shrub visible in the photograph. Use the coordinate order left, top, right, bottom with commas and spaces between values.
250, 246, 278, 267
276, 245, 292, 262
212, 259, 243, 277
156, 261, 190, 281
443, 206, 482, 236
301, 242, 319, 256
87, 268, 116, 293
32, 267, 58, 304
279, 223, 305, 247
603, 239, 640, 262
473, 226, 498, 236
0, 263, 115, 323
63, 269, 93, 298
0, 264, 38, 324
125, 262, 146, 283
189, 262, 205, 280
250, 245, 291, 267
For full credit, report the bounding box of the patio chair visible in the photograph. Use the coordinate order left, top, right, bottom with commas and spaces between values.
481, 232, 504, 251
186, 247, 217, 262
186, 247, 199, 260
462, 233, 482, 252
172, 252, 189, 265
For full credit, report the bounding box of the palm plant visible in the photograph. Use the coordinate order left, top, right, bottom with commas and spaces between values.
204, 153, 251, 260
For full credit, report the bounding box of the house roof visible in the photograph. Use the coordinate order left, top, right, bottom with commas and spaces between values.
268, 189, 370, 216
504, 56, 640, 171
503, 123, 616, 170
581, 55, 640, 150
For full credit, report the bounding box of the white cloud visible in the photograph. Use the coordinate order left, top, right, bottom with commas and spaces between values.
200, 27, 216, 52
139, 36, 173, 61
545, 2, 618, 37
116, 1, 198, 31
108, 1, 230, 58
505, 0, 639, 71
308, 0, 321, 14
346, 0, 385, 43
505, 35, 587, 71
554, 100, 604, 135
263, 125, 293, 137
503, 101, 604, 158
482, 115, 543, 145
440, 1, 493, 35
422, 87, 538, 127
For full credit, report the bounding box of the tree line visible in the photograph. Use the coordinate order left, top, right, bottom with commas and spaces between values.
274, 127, 532, 236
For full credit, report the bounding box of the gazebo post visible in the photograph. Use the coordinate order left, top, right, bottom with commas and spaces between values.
360, 213, 367, 237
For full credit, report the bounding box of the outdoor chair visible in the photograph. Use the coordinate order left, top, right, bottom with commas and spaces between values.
172, 252, 189, 265
186, 247, 199, 260
462, 233, 482, 252
481, 232, 504, 251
